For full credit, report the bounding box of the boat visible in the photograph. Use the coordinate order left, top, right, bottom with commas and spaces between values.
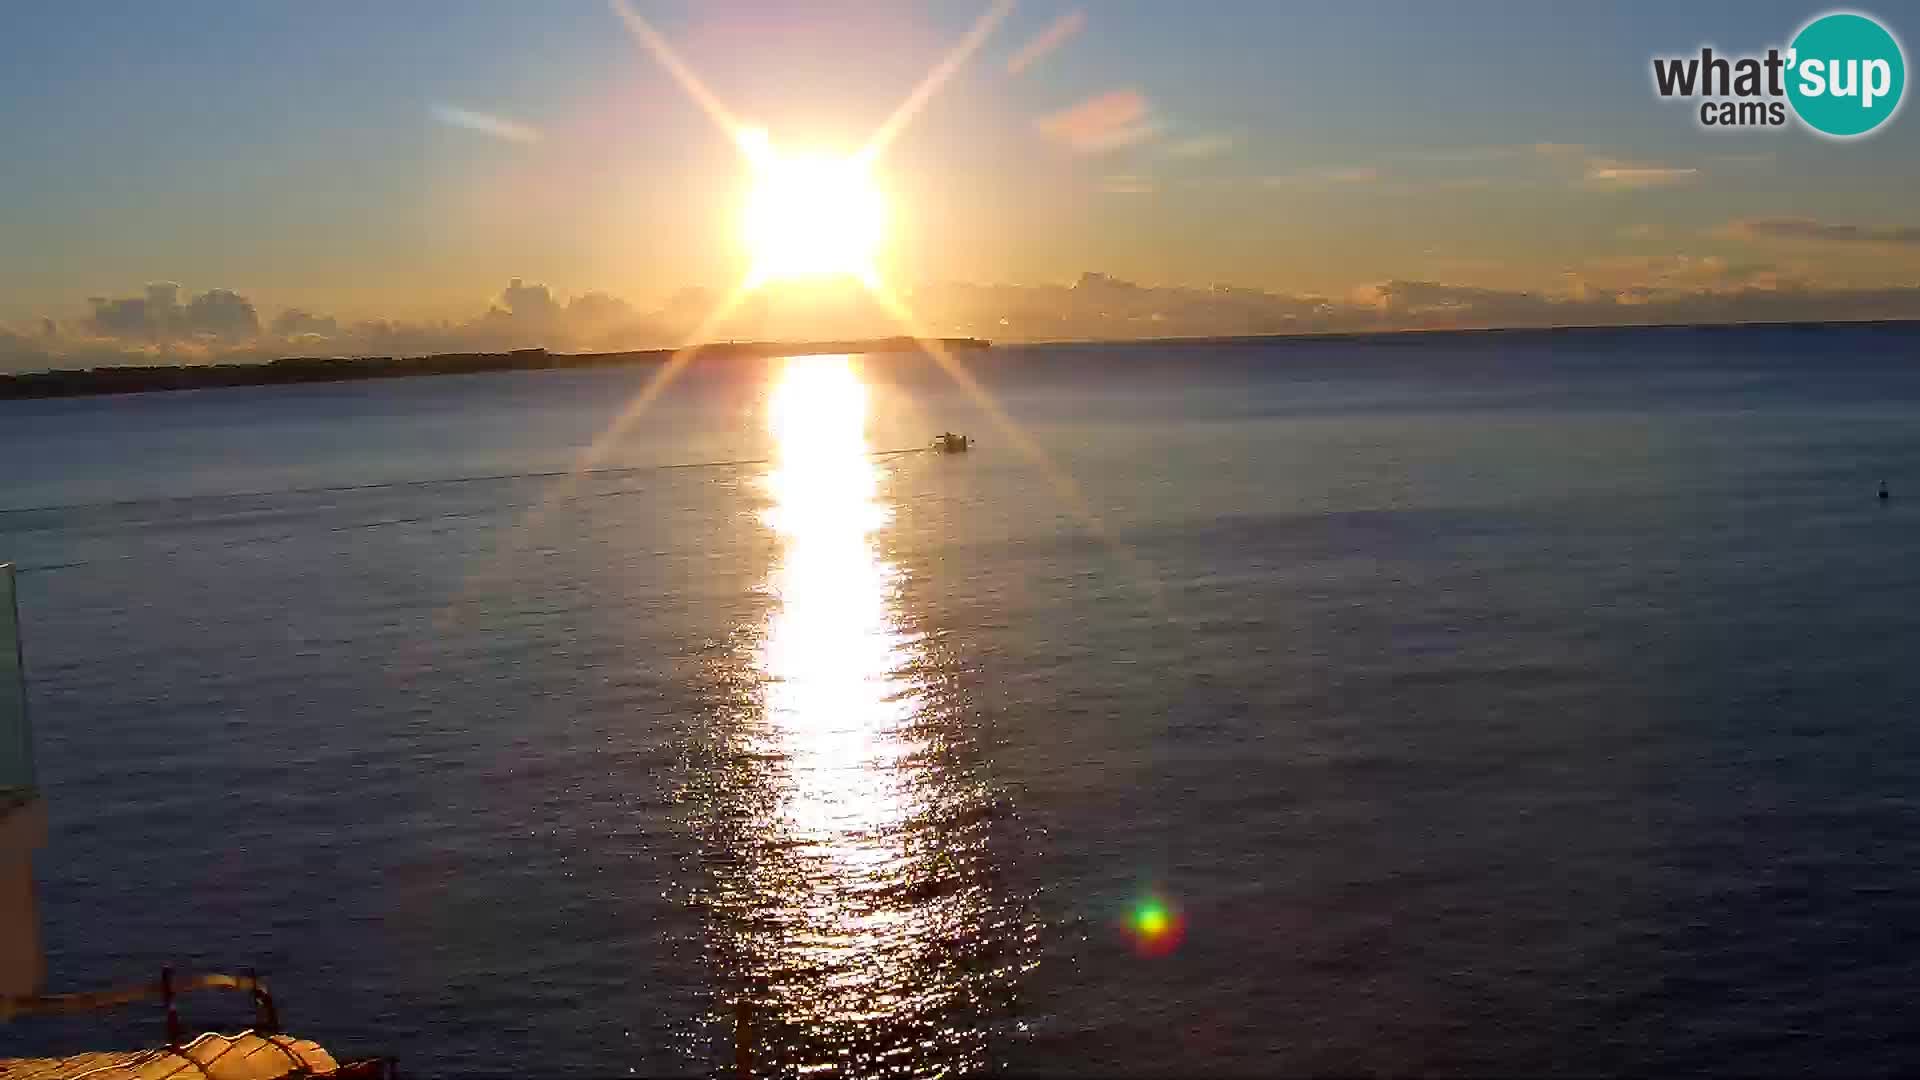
934, 432, 970, 453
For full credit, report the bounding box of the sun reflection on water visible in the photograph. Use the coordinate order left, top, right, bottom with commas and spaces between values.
685, 354, 1030, 1074
760, 356, 918, 876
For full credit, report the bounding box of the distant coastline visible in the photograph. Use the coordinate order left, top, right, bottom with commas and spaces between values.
4, 317, 1917, 401
1018, 316, 1920, 349
0, 337, 991, 400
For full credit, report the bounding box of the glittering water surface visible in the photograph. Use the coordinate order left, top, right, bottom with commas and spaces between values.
4, 326, 1920, 1076
692, 356, 1031, 1073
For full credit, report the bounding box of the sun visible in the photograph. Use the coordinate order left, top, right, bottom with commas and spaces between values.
738, 129, 886, 283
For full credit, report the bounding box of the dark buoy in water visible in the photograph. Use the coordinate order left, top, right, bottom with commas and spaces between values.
1880, 480, 1890, 501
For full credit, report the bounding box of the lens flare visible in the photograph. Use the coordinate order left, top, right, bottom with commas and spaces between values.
1126, 896, 1185, 956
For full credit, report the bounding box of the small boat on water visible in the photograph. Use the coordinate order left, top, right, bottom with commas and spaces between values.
934, 432, 970, 453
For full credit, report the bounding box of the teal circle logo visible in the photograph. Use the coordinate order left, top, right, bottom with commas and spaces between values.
1787, 12, 1906, 137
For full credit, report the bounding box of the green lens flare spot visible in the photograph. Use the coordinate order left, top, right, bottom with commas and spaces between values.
1133, 901, 1171, 936
1127, 896, 1183, 955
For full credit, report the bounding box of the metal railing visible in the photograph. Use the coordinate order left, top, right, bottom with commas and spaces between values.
2, 968, 399, 1076
0, 564, 33, 802
0, 968, 279, 1039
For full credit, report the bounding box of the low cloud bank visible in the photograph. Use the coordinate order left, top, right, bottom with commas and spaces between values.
1724, 218, 1920, 247
905, 272, 1920, 341
4, 278, 684, 373
6, 269, 1920, 372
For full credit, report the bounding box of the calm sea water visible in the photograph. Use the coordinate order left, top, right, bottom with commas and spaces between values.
4, 326, 1920, 1076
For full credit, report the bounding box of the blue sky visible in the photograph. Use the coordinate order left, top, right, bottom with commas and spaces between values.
2, 1, 1917, 353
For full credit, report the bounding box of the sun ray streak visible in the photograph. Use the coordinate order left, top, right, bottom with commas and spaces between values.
431, 279, 760, 628
567, 280, 758, 477
858, 0, 1017, 168
510, 280, 760, 546
609, 0, 746, 143
857, 271, 1167, 608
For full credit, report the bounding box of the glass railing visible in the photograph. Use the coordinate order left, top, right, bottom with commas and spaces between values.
0, 564, 34, 803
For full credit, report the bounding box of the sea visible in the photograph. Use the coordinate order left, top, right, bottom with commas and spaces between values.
2, 324, 1919, 1076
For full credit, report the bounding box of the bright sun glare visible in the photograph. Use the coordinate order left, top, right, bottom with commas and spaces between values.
739, 128, 886, 283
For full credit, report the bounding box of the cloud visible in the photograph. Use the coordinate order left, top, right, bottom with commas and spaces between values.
1035, 89, 1156, 153
83, 282, 259, 341
1583, 158, 1700, 188
1006, 10, 1086, 75
1349, 279, 1559, 323
431, 104, 542, 144
11, 270, 1920, 372
909, 271, 1920, 341
184, 289, 261, 340
6, 278, 675, 372
501, 277, 560, 321
1407, 143, 1700, 191
1099, 175, 1154, 194
1724, 217, 1920, 247
1395, 145, 1538, 163
1163, 134, 1234, 160
270, 309, 339, 338
1528, 145, 1701, 189
1339, 276, 1920, 329
1578, 254, 1788, 291
1263, 165, 1380, 187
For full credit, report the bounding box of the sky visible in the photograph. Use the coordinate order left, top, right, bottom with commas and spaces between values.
2, 1, 1918, 367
